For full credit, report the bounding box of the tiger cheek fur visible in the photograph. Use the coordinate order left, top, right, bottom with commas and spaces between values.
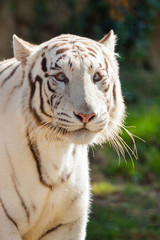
0, 30, 125, 240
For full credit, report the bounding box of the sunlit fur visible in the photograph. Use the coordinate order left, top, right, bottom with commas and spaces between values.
0, 31, 129, 240
21, 33, 125, 146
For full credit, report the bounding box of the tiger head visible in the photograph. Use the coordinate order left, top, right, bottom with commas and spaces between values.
13, 31, 125, 145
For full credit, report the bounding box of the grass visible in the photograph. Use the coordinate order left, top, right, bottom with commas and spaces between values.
87, 181, 160, 240
92, 181, 150, 197
92, 181, 118, 197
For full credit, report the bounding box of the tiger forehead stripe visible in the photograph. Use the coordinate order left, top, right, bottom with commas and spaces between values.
56, 48, 70, 55
50, 42, 66, 49
68, 59, 72, 68
79, 41, 100, 51
56, 54, 66, 62
87, 47, 97, 54
88, 52, 96, 58
75, 46, 85, 52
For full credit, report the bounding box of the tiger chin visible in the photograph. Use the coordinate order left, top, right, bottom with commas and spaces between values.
0, 30, 125, 240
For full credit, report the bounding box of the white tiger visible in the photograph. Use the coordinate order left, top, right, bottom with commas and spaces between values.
0, 30, 125, 240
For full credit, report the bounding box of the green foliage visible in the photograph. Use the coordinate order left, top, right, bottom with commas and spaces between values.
144, 147, 160, 174
91, 181, 150, 198
92, 181, 118, 197
23, 0, 160, 66
87, 198, 160, 240
121, 68, 160, 103
60, 0, 160, 65
124, 105, 160, 140
101, 103, 160, 184
30, 0, 48, 42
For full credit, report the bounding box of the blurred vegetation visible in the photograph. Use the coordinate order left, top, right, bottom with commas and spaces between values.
0, 0, 160, 239
88, 67, 160, 238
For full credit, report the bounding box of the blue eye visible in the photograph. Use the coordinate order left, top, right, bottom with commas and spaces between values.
93, 72, 102, 82
56, 72, 65, 81
55, 72, 68, 83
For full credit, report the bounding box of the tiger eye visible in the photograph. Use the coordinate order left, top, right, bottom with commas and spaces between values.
93, 72, 102, 82
55, 72, 68, 84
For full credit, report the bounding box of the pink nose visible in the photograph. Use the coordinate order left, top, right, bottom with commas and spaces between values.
74, 112, 96, 124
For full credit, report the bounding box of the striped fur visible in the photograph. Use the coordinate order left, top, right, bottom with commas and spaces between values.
0, 30, 125, 240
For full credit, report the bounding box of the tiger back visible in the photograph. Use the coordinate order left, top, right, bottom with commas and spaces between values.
0, 31, 125, 240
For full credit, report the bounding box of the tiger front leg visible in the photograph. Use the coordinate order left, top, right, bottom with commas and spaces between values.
40, 216, 87, 240
0, 200, 22, 240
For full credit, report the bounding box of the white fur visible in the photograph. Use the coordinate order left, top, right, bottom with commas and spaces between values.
0, 32, 125, 240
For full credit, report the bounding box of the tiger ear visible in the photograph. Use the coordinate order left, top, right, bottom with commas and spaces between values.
13, 35, 35, 62
99, 30, 117, 52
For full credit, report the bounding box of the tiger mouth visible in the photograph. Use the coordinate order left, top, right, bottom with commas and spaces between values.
55, 125, 104, 135
74, 128, 90, 134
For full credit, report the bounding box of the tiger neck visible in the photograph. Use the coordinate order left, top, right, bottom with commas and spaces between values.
30, 133, 88, 189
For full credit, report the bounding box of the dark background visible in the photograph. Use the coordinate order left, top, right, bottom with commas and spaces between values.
0, 0, 160, 239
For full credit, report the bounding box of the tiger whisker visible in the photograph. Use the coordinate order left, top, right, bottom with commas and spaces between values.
107, 118, 139, 167
25, 119, 54, 143
109, 117, 138, 156
107, 127, 126, 164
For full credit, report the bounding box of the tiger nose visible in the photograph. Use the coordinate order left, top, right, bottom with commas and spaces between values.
74, 112, 96, 124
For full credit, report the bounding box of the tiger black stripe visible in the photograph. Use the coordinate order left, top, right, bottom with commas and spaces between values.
68, 59, 72, 68
56, 54, 66, 63
41, 57, 47, 72
0, 197, 18, 229
51, 62, 62, 70
28, 71, 52, 125
58, 123, 71, 128
57, 112, 71, 118
0, 62, 15, 76
1, 64, 20, 87
12, 174, 30, 223
47, 80, 56, 93
113, 83, 116, 102
35, 75, 52, 118
54, 96, 63, 109
56, 118, 73, 123
54, 100, 61, 109
6, 147, 30, 223
26, 130, 53, 190
51, 94, 57, 107
28, 62, 45, 126
39, 224, 62, 239
29, 73, 44, 125
104, 85, 110, 92
55, 62, 61, 69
